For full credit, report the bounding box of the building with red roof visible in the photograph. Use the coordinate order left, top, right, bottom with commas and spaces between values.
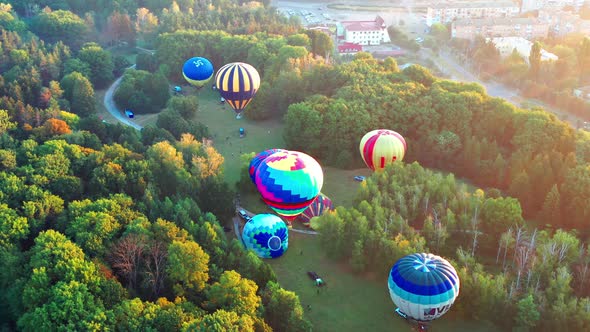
337, 42, 363, 54
338, 15, 390, 46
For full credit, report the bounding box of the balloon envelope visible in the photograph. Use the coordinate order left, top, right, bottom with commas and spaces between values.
249, 149, 286, 183
360, 129, 406, 172
182, 57, 214, 87
242, 214, 288, 259
215, 62, 260, 114
388, 253, 460, 322
298, 193, 333, 227
254, 150, 323, 221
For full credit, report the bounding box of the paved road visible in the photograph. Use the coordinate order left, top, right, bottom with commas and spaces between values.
103, 64, 143, 131
419, 48, 582, 127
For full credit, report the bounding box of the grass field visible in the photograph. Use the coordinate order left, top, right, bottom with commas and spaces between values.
268, 232, 497, 332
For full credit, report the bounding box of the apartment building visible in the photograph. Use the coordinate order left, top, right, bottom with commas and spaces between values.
425, 1, 520, 27
452, 18, 550, 40
488, 37, 558, 63
521, 0, 587, 13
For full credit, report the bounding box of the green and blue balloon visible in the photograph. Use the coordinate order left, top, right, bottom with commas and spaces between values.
242, 214, 288, 259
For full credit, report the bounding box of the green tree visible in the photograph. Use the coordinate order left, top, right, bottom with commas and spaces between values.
60, 72, 96, 116
0, 109, 16, 135
529, 41, 541, 79
261, 281, 311, 332
167, 240, 209, 296
515, 294, 540, 331
204, 270, 260, 316
78, 43, 114, 88
183, 309, 254, 332
31, 10, 87, 50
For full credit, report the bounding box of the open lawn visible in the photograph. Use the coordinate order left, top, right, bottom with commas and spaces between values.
268, 232, 497, 332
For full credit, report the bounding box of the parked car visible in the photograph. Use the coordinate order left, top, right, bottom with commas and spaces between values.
238, 209, 250, 221
124, 109, 134, 118
354, 176, 366, 182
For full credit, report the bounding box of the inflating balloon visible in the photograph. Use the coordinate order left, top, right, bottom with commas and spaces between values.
242, 214, 288, 259
298, 193, 333, 227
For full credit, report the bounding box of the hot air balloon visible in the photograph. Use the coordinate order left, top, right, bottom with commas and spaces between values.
388, 253, 460, 322
298, 193, 333, 227
249, 149, 286, 183
182, 57, 214, 88
242, 214, 288, 259
215, 62, 260, 116
359, 129, 407, 172
253, 150, 323, 222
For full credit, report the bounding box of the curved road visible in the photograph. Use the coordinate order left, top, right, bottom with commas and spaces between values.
103, 64, 143, 131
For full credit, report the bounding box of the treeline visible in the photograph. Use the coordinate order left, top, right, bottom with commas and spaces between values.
5, 0, 298, 49
315, 162, 590, 331
451, 36, 590, 121
281, 53, 590, 231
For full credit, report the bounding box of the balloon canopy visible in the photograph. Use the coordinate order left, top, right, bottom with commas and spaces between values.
182, 57, 214, 87
360, 129, 406, 172
215, 62, 260, 115
298, 193, 333, 227
253, 150, 323, 221
242, 214, 288, 259
249, 149, 286, 183
388, 253, 460, 322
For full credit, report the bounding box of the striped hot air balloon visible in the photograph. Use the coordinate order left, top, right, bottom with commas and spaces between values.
242, 214, 288, 259
249, 149, 286, 183
253, 150, 323, 221
215, 62, 260, 115
359, 129, 407, 172
388, 253, 460, 322
298, 193, 333, 227
182, 57, 214, 87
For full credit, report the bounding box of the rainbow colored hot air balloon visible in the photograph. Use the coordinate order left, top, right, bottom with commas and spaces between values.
360, 129, 406, 172
388, 253, 460, 322
182, 57, 214, 87
298, 193, 333, 227
242, 214, 288, 259
254, 150, 323, 221
249, 149, 286, 183
215, 62, 260, 115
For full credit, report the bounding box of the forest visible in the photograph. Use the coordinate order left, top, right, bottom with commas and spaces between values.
1, 0, 590, 331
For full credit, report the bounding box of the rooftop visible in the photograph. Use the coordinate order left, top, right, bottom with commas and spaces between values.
430, 1, 519, 9
453, 17, 546, 27
341, 15, 386, 31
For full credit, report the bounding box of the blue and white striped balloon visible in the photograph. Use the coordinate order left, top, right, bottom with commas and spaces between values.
388, 253, 460, 321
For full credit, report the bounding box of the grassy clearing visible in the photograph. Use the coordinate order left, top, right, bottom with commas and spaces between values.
268, 232, 497, 332
109, 45, 138, 64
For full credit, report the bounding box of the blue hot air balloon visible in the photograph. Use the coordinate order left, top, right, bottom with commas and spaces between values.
242, 214, 288, 259
182, 57, 214, 88
388, 253, 460, 322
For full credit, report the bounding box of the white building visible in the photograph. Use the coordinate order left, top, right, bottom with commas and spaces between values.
338, 16, 390, 46
488, 37, 558, 64
426, 1, 520, 27
521, 0, 587, 13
